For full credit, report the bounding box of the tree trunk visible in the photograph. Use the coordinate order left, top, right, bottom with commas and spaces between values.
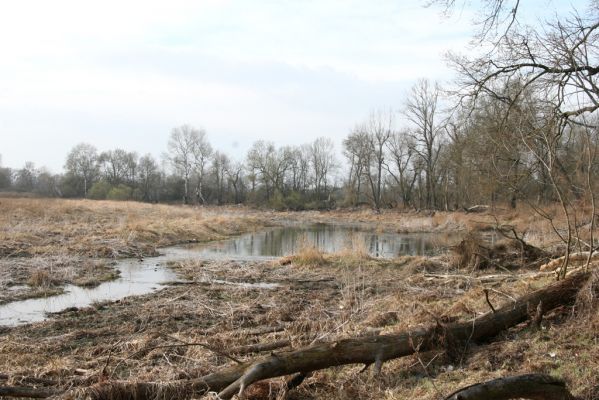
443, 374, 578, 400
0, 386, 61, 398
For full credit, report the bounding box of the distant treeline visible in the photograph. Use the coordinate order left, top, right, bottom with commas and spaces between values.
1, 81, 597, 212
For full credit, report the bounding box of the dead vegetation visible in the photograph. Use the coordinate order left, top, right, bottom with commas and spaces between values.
450, 232, 551, 271
0, 198, 597, 399
0, 198, 267, 303
1, 244, 597, 399
0, 198, 267, 259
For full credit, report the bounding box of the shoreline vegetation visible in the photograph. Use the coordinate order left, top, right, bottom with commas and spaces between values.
0, 197, 597, 399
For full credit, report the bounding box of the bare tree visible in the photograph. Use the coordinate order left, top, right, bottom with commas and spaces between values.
13, 162, 37, 192
363, 110, 394, 211
138, 154, 160, 202
64, 143, 99, 197
403, 79, 444, 209
226, 161, 245, 204
246, 141, 291, 201
287, 145, 310, 194
309, 137, 336, 200
211, 151, 230, 205
99, 149, 137, 186
445, 1, 599, 277
343, 128, 370, 206
431, 0, 522, 41
167, 125, 199, 204
385, 129, 416, 208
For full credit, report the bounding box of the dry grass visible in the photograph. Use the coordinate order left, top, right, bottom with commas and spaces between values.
335, 233, 371, 262
293, 247, 326, 266
0, 197, 596, 399
27, 269, 55, 287
0, 198, 268, 303
0, 198, 267, 258
1, 252, 596, 399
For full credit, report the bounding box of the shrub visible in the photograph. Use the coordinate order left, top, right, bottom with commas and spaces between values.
107, 184, 133, 201
88, 180, 111, 199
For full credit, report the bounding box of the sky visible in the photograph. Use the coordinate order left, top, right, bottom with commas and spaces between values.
0, 0, 587, 172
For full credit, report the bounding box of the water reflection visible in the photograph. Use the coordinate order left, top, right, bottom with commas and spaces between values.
195, 224, 457, 258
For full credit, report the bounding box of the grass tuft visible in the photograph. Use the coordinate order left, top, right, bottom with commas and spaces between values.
27, 269, 54, 287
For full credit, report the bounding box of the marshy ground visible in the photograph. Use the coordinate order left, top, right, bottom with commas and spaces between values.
0, 198, 597, 399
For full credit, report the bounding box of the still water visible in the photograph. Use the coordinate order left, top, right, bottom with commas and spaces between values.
193, 224, 456, 258
0, 224, 458, 326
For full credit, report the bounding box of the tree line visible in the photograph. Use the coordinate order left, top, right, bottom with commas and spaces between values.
1, 1, 597, 219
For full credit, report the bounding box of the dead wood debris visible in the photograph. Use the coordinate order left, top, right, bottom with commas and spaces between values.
15, 271, 583, 400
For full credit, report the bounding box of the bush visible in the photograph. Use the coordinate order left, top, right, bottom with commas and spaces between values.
269, 190, 286, 211
107, 184, 133, 201
88, 180, 111, 199
284, 191, 304, 211
268, 191, 308, 211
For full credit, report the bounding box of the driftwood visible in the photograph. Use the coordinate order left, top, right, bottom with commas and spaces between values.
52, 271, 588, 400
443, 373, 578, 400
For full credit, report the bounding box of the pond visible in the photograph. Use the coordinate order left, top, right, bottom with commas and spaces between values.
191, 223, 458, 258
0, 224, 461, 326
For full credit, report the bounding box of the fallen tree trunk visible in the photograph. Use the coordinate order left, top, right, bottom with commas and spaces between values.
0, 386, 61, 398
540, 251, 599, 271
465, 205, 489, 213
53, 271, 589, 400
443, 373, 578, 400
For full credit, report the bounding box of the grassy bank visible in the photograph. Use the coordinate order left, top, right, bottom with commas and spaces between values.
0, 198, 267, 303
0, 198, 268, 258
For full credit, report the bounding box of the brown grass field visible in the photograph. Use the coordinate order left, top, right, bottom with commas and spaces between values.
0, 198, 597, 399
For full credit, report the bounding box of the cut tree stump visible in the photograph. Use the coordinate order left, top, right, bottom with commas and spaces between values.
7, 271, 582, 400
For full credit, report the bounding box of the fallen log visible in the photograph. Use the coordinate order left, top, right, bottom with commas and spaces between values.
540, 251, 599, 271
0, 386, 61, 399
443, 373, 578, 400
465, 205, 489, 213
57, 271, 589, 400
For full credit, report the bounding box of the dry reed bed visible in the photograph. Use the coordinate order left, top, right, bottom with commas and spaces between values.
0, 248, 596, 399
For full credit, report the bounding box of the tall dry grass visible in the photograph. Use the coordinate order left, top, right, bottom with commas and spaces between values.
292, 236, 327, 266
340, 232, 371, 258
0, 198, 266, 258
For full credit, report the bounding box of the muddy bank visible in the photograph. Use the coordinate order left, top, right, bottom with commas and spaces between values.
0, 256, 117, 305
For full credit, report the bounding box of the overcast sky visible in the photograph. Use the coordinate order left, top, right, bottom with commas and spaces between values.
0, 0, 585, 172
